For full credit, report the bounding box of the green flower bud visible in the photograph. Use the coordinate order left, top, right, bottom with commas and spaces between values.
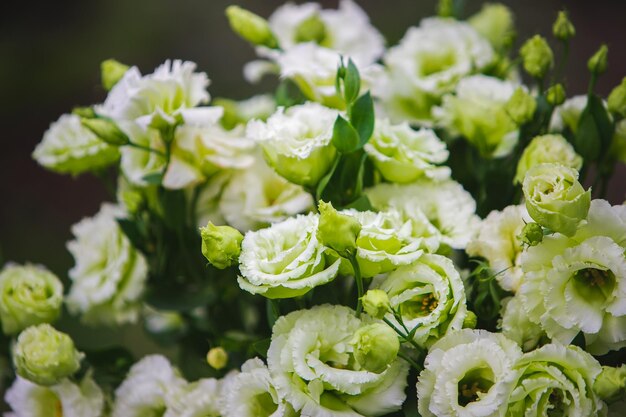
608, 77, 626, 118
350, 323, 399, 373
594, 365, 626, 403
437, 0, 454, 18
206, 347, 228, 370
225, 6, 278, 49
0, 264, 63, 335
462, 311, 477, 329
101, 59, 129, 91
72, 106, 96, 119
200, 222, 243, 269
520, 35, 554, 79
519, 222, 544, 246
13, 324, 83, 386
468, 3, 515, 50
294, 13, 327, 44
515, 134, 582, 184
505, 87, 537, 125
588, 44, 608, 75
81, 118, 129, 146
546, 83, 566, 106
316, 201, 361, 257
552, 11, 575, 41
361, 289, 391, 319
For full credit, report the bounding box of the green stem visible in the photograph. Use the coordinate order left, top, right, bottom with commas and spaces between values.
348, 255, 364, 317
397, 351, 423, 371
127, 141, 166, 157
383, 317, 422, 352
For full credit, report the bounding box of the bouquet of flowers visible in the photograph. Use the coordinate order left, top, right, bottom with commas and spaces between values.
3, 1, 626, 416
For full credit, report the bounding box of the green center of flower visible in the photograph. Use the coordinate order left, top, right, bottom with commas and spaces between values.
294, 14, 330, 45
458, 367, 495, 406
401, 293, 439, 318
572, 267, 615, 303
547, 389, 566, 417
419, 49, 457, 76
250, 392, 278, 417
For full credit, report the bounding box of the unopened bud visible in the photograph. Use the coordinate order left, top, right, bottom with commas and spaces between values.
552, 11, 575, 41
294, 13, 327, 44
608, 77, 626, 118
72, 106, 96, 119
351, 323, 399, 373
361, 289, 391, 319
463, 311, 477, 329
588, 45, 608, 75
520, 35, 554, 79
505, 87, 537, 125
101, 59, 129, 91
226, 6, 278, 49
519, 222, 544, 247
200, 222, 243, 269
546, 84, 566, 106
594, 365, 626, 403
81, 118, 129, 146
316, 201, 361, 257
206, 347, 228, 370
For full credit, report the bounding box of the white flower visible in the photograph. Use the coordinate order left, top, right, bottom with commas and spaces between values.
164, 378, 222, 417
499, 296, 545, 352
514, 134, 582, 184
119, 122, 167, 187
238, 213, 340, 298
112, 355, 187, 417
219, 157, 313, 232
364, 120, 450, 183
32, 114, 119, 175
366, 179, 480, 250
417, 329, 522, 417
434, 75, 519, 157
66, 203, 148, 325
466, 205, 531, 292
549, 95, 588, 133
268, 305, 409, 417
5, 376, 104, 417
246, 102, 338, 187
372, 254, 467, 348
223, 358, 295, 417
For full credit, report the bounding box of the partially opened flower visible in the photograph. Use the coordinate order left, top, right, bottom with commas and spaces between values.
499, 296, 546, 352
164, 378, 223, 417
515, 134, 582, 184
119, 122, 167, 187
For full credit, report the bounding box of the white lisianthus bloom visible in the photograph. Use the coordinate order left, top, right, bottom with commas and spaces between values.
374, 18, 493, 123
507, 343, 607, 417
372, 254, 467, 348
519, 199, 626, 354
364, 120, 450, 183
5, 376, 104, 417
238, 213, 341, 298
268, 305, 409, 417
219, 157, 314, 232
112, 355, 187, 417
366, 180, 480, 250
499, 296, 545, 352
246, 102, 338, 187
434, 75, 519, 158
99, 59, 210, 128
466, 205, 530, 292
417, 329, 522, 417
164, 378, 222, 417
119, 122, 167, 187
32, 114, 120, 176
223, 358, 296, 417
66, 203, 148, 326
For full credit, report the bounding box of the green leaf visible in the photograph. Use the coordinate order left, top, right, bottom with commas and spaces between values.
332, 115, 360, 153
316, 156, 340, 202
342, 195, 372, 211
146, 282, 217, 312
350, 92, 375, 148
252, 338, 271, 358
159, 188, 187, 230
343, 59, 361, 104
142, 172, 164, 185
116, 218, 145, 250
574, 94, 612, 162
266, 299, 280, 329
588, 94, 614, 156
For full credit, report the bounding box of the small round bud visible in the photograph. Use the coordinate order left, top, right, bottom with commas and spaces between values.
468, 3, 515, 50
200, 222, 244, 269
101, 59, 129, 91
608, 77, 626, 118
594, 365, 626, 403
13, 324, 83, 386
520, 35, 554, 79
294, 13, 327, 44
552, 11, 575, 41
519, 222, 544, 247
505, 87, 537, 125
316, 201, 361, 257
225, 6, 278, 49
361, 289, 391, 319
546, 84, 566, 106
588, 44, 608, 75
462, 311, 477, 329
350, 323, 399, 373
81, 118, 129, 146
206, 347, 228, 370
72, 106, 96, 119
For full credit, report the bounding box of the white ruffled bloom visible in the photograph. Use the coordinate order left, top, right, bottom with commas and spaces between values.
238, 213, 340, 298
219, 157, 313, 232
164, 378, 223, 417
66, 203, 148, 325
466, 205, 530, 292
499, 296, 545, 352
417, 329, 522, 417
364, 120, 450, 183
366, 180, 480, 250
519, 199, 626, 354
268, 305, 409, 417
372, 254, 467, 347
5, 376, 104, 417
32, 114, 119, 175
119, 122, 167, 186
223, 358, 296, 417
112, 355, 187, 417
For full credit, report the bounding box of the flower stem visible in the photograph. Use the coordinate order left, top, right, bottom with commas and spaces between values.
127, 141, 166, 157
348, 254, 363, 317
397, 351, 423, 371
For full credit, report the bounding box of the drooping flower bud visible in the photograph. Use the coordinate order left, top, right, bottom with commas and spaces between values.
350, 323, 399, 373
546, 83, 566, 106
101, 59, 129, 91
520, 35, 554, 79
505, 87, 537, 125
316, 201, 361, 257
588, 45, 608, 76
608, 77, 626, 118
206, 347, 228, 370
81, 118, 129, 146
361, 289, 391, 319
225, 6, 278, 49
200, 222, 244, 269
552, 11, 575, 41
519, 222, 544, 246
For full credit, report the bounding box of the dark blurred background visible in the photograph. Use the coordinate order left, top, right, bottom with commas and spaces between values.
1, 0, 625, 281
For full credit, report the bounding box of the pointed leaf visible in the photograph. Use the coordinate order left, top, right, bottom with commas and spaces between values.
343, 59, 361, 104
350, 92, 375, 148
332, 115, 360, 153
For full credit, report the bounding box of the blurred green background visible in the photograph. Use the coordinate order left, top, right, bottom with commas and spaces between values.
1, 0, 625, 315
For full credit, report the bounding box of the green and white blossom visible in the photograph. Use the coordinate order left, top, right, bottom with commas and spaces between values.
66, 203, 148, 325
417, 329, 522, 417
515, 134, 583, 184
0, 263, 63, 335
507, 343, 607, 417
164, 378, 223, 417
549, 95, 589, 134
215, 94, 277, 130
434, 75, 519, 158
238, 213, 340, 298
119, 122, 167, 186
32, 114, 119, 175
466, 205, 530, 292
366, 180, 480, 250
246, 102, 338, 186
499, 296, 545, 352
267, 305, 409, 417
371, 254, 467, 347
519, 199, 626, 354
5, 375, 104, 417
364, 120, 450, 183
